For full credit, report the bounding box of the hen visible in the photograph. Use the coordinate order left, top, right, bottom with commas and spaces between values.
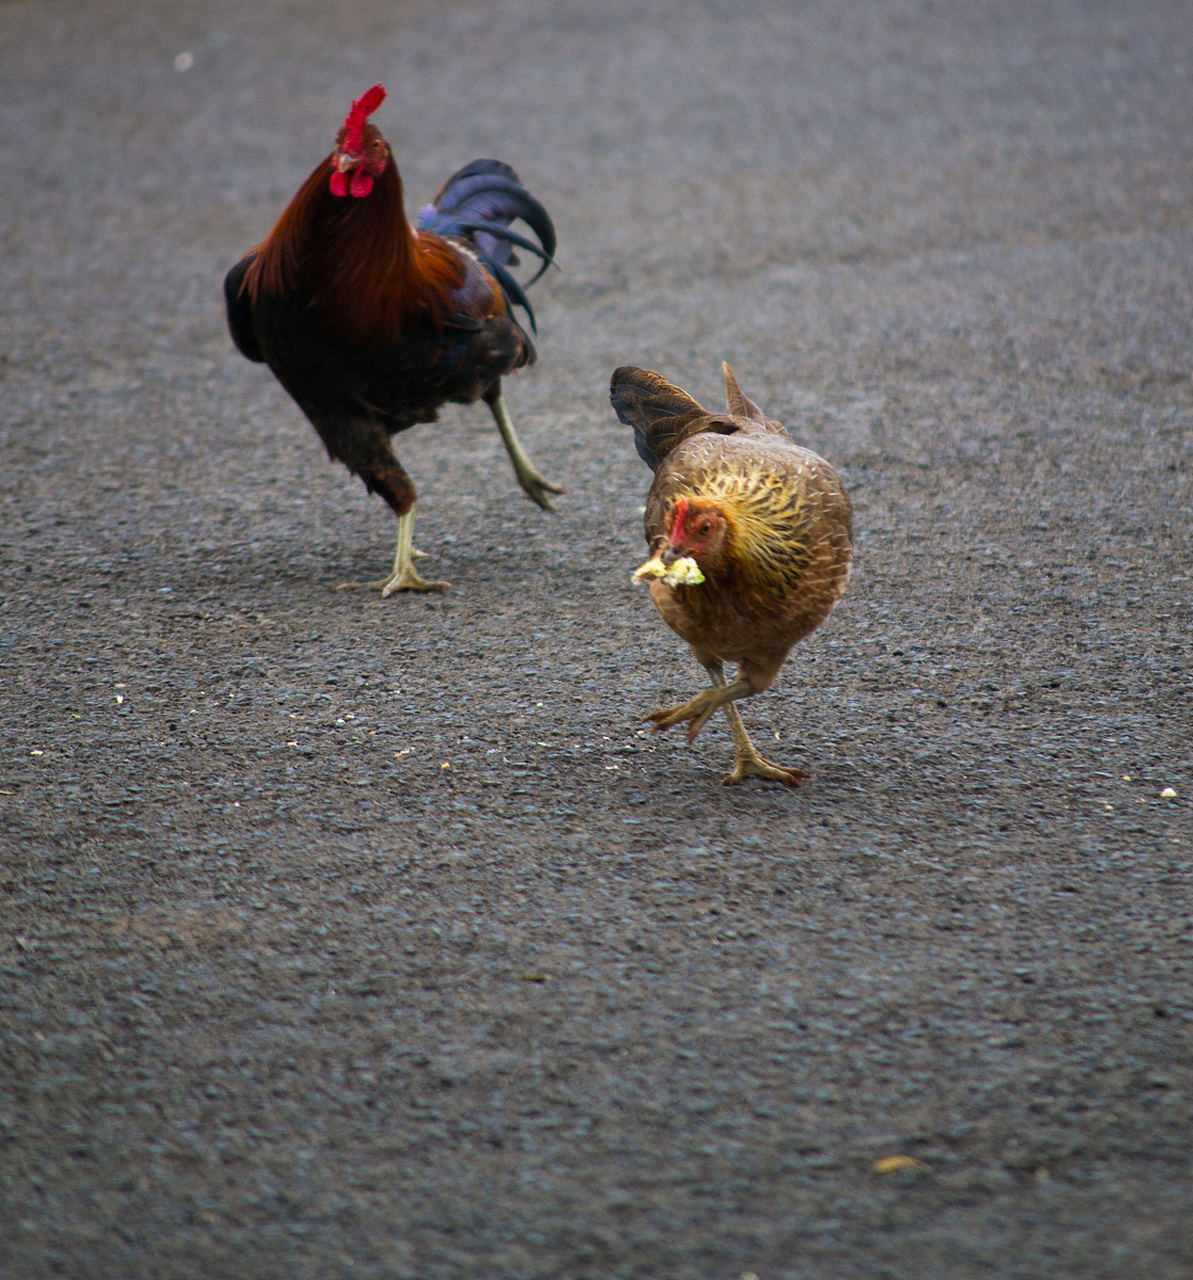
612, 363, 852, 786
224, 85, 562, 593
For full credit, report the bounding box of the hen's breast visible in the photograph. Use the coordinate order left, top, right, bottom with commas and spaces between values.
646, 430, 853, 661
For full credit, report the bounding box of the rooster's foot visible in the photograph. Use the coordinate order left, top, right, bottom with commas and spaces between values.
723, 752, 808, 788
487, 390, 565, 512
337, 569, 449, 595
334, 504, 449, 595
516, 468, 566, 513
379, 565, 448, 594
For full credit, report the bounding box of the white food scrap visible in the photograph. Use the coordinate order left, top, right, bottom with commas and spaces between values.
632, 554, 705, 587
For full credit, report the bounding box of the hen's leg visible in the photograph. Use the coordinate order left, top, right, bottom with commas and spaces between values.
484, 385, 565, 511
645, 662, 752, 743
709, 664, 807, 788
338, 504, 449, 595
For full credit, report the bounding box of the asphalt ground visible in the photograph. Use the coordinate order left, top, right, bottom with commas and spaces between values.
1, 1, 1192, 1276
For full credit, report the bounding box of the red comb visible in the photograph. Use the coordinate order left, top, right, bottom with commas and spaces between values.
342, 84, 387, 153
668, 495, 689, 543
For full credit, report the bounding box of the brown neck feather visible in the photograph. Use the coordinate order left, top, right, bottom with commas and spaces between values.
243, 154, 465, 342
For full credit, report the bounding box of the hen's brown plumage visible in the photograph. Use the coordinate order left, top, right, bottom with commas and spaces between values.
611, 362, 852, 786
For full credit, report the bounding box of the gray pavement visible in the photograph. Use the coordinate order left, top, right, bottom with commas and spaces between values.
1, 0, 1192, 1276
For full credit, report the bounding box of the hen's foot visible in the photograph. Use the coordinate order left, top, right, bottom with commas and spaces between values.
644, 687, 723, 744
714, 683, 804, 785
723, 751, 808, 788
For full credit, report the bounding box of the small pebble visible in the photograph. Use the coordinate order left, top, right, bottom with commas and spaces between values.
873, 1155, 929, 1174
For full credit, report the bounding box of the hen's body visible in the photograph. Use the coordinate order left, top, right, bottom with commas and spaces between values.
613, 363, 852, 786
645, 430, 851, 686
225, 89, 560, 593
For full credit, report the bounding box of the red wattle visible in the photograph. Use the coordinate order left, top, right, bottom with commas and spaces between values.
350, 170, 374, 198
329, 170, 348, 197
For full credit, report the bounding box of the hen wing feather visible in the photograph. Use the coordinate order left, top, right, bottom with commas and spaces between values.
610, 365, 741, 470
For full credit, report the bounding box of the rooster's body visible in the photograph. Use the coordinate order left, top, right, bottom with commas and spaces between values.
612, 363, 852, 786
225, 85, 561, 593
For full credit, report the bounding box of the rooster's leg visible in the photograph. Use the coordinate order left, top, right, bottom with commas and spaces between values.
708, 664, 808, 788
484, 387, 565, 512
337, 504, 449, 595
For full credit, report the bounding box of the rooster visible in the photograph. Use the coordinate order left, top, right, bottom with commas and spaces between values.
612, 363, 852, 787
224, 85, 562, 593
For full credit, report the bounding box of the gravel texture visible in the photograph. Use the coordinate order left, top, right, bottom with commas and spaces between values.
1, 1, 1192, 1277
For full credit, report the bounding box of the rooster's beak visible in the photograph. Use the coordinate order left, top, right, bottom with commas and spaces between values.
336, 152, 359, 173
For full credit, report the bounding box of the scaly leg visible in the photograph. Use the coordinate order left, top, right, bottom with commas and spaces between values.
337, 503, 449, 595
485, 388, 565, 511
644, 662, 752, 743
709, 664, 807, 788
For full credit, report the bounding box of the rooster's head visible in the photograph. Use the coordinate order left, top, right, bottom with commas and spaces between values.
663, 495, 728, 566
330, 84, 389, 198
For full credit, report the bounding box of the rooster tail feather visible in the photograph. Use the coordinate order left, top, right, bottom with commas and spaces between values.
419, 159, 556, 325
428, 167, 555, 255
431, 218, 555, 269
610, 366, 738, 470
487, 260, 539, 335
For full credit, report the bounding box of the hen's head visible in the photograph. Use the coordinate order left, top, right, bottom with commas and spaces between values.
330, 84, 390, 198
663, 495, 729, 566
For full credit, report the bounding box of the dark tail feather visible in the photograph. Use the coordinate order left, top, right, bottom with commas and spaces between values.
610, 366, 739, 470
419, 159, 556, 323
433, 217, 554, 270
429, 165, 555, 260
488, 260, 539, 334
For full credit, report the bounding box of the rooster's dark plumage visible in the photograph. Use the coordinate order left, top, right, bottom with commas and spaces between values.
225, 86, 562, 594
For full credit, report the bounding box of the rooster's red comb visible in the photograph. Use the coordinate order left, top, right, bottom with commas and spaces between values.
342, 84, 387, 152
